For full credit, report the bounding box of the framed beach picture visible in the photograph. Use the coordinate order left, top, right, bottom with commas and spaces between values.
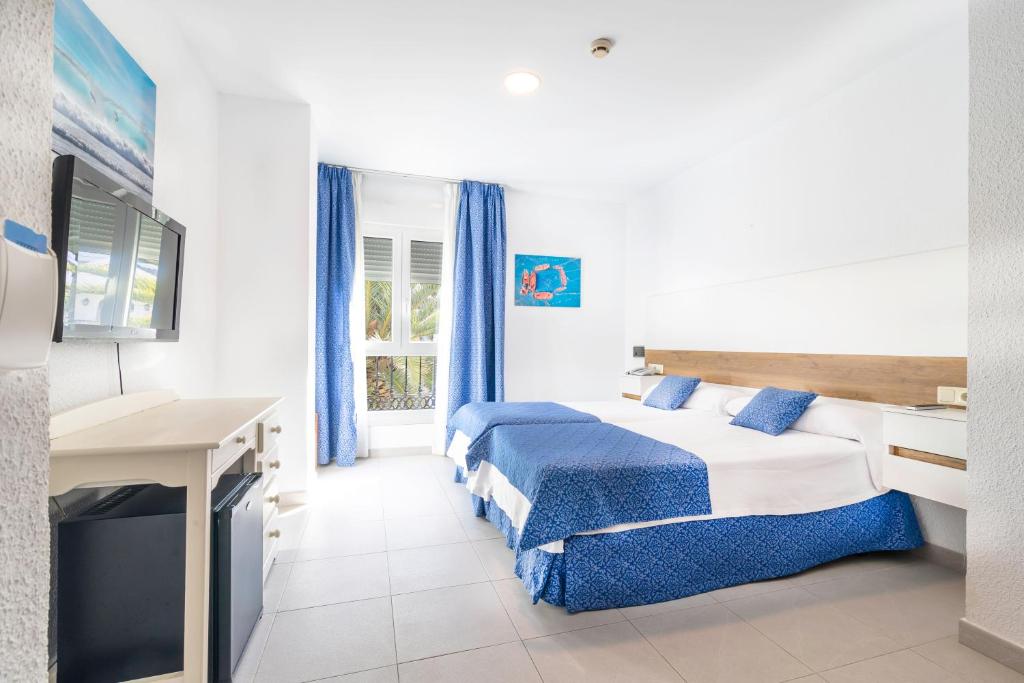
514, 254, 581, 307
52, 0, 157, 200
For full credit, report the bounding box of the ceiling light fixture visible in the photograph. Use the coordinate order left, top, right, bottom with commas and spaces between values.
504, 71, 541, 95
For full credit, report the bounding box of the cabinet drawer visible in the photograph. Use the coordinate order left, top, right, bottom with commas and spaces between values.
620, 375, 662, 401
263, 476, 280, 527
883, 412, 966, 460
263, 507, 281, 579
259, 410, 283, 454
211, 421, 259, 476
883, 452, 967, 509
258, 444, 283, 475
263, 538, 278, 581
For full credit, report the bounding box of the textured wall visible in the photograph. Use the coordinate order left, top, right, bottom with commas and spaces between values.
966, 0, 1024, 649
0, 0, 55, 680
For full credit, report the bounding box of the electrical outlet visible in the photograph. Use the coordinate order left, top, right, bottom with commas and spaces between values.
937, 386, 967, 407
649, 363, 664, 374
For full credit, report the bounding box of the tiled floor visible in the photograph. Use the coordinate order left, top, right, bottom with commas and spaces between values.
238, 455, 1020, 683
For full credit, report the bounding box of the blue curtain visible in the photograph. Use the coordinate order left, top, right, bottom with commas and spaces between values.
315, 164, 358, 466
446, 180, 507, 443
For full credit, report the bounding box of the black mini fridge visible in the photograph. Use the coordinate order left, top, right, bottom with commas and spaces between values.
57, 473, 263, 683
209, 473, 265, 681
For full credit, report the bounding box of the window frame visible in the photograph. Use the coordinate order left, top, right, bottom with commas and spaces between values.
362, 222, 443, 358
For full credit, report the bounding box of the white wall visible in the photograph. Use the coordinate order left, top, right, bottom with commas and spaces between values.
645, 247, 966, 356
625, 16, 968, 551
49, 1, 222, 412
626, 17, 967, 351
964, 0, 1024, 659
505, 190, 627, 402
0, 1, 54, 678
217, 95, 316, 495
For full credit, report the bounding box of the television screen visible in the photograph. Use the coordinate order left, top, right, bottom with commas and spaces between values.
52, 155, 185, 341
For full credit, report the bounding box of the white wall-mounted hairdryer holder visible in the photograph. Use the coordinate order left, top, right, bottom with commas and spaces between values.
0, 226, 58, 371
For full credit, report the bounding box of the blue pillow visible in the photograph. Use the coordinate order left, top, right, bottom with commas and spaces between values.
642, 376, 701, 410
730, 387, 817, 436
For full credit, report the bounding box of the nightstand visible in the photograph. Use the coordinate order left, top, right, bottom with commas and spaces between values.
881, 406, 967, 509
620, 374, 662, 400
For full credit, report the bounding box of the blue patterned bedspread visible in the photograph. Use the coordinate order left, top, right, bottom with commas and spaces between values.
466, 422, 712, 550
477, 490, 922, 613
449, 401, 599, 446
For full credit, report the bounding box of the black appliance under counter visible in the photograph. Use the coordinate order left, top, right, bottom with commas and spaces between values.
57, 473, 263, 683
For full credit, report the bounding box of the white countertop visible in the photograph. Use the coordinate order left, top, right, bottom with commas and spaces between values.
50, 396, 282, 457
881, 405, 967, 422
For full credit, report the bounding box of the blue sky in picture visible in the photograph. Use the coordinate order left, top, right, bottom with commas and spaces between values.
52, 0, 156, 198
514, 254, 581, 307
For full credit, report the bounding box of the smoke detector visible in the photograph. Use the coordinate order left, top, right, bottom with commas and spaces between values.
590, 37, 614, 59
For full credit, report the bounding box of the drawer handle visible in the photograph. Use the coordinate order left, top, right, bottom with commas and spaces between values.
888, 445, 967, 471
268, 460, 281, 469
268, 529, 281, 539
270, 425, 283, 434
268, 494, 280, 504
235, 435, 247, 444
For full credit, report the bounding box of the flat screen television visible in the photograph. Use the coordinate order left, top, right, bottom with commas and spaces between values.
51, 155, 185, 342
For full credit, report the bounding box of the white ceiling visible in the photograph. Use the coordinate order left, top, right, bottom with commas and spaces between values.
158, 0, 960, 200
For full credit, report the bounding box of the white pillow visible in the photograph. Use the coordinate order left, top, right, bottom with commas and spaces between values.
789, 402, 877, 442
685, 385, 748, 415
726, 396, 873, 442
724, 395, 752, 417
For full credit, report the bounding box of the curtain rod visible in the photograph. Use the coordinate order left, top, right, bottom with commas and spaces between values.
320, 162, 462, 185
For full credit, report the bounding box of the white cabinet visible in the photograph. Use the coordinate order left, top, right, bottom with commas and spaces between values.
620, 374, 662, 400
257, 410, 284, 579
882, 407, 967, 509
49, 392, 283, 681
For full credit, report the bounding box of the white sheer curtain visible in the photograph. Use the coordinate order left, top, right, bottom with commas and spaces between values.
348, 173, 370, 458
432, 182, 460, 455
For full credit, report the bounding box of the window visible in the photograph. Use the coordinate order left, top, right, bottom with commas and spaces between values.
363, 227, 443, 411
409, 240, 442, 342
364, 236, 393, 342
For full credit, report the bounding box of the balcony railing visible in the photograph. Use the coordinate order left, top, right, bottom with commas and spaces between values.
366, 355, 436, 411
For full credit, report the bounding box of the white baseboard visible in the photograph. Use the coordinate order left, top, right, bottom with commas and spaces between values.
369, 446, 433, 457
910, 543, 966, 573
960, 618, 1024, 675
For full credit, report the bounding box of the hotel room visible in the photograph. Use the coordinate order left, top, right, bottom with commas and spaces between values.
0, 0, 1022, 681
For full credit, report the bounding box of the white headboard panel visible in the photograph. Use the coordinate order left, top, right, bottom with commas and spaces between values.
645, 246, 966, 357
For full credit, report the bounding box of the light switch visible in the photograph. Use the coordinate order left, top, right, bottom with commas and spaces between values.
937, 386, 967, 407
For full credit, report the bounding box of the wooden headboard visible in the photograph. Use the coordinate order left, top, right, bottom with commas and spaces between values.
645, 349, 967, 406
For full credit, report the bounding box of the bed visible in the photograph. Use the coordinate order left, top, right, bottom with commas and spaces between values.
444, 349, 969, 613
446, 383, 745, 470
448, 392, 923, 613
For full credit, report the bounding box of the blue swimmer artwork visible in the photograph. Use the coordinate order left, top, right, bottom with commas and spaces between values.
514, 254, 581, 307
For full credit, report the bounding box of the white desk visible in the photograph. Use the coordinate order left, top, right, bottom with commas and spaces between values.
50, 391, 283, 683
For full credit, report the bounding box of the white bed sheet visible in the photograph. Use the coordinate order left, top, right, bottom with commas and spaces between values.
456, 409, 883, 553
